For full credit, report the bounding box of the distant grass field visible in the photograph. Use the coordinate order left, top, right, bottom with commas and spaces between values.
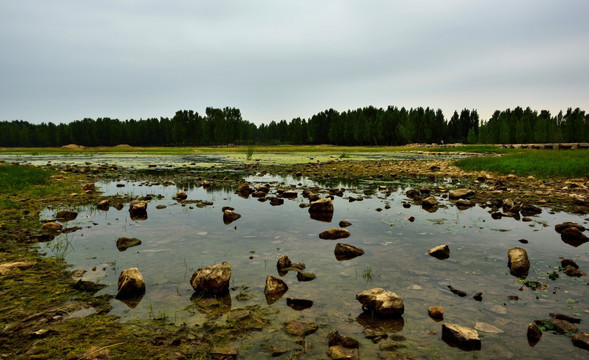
0, 144, 506, 155
454, 149, 589, 178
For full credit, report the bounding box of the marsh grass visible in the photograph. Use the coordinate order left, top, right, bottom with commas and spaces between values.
0, 164, 53, 193
454, 149, 589, 178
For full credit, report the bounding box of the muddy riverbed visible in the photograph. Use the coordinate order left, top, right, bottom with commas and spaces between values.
38, 171, 589, 359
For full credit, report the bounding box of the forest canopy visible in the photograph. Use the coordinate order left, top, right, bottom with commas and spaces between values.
1, 106, 588, 147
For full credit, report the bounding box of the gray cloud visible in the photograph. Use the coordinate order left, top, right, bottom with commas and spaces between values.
1, 0, 588, 124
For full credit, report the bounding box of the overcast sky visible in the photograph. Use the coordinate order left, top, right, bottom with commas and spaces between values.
2, 0, 589, 125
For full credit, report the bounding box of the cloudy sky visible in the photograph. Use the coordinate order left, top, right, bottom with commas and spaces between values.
2, 0, 589, 125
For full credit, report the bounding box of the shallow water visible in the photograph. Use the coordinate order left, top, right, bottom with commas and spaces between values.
39, 177, 589, 359
1, 150, 471, 168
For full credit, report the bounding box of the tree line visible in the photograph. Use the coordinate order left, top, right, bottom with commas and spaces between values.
1, 106, 587, 147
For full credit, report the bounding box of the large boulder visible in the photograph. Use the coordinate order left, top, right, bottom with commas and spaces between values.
508, 247, 530, 277
356, 288, 404, 317
428, 244, 450, 260
449, 189, 475, 200
442, 323, 481, 350
334, 243, 364, 261
319, 228, 350, 240
560, 227, 589, 247
116, 268, 146, 300
190, 262, 231, 295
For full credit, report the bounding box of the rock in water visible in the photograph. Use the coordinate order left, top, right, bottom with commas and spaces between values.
421, 196, 438, 208
223, 210, 241, 225
56, 210, 78, 221
356, 288, 404, 317
334, 243, 364, 261
428, 244, 450, 259
448, 189, 475, 200
442, 323, 481, 350
328, 346, 359, 360
276, 255, 292, 273
309, 198, 334, 213
572, 332, 589, 350
319, 228, 351, 240
116, 237, 142, 251
327, 330, 359, 348
527, 323, 542, 341
339, 220, 352, 227
41, 222, 62, 233
190, 262, 231, 295
176, 190, 187, 199
508, 247, 530, 277
555, 222, 585, 233
116, 267, 146, 299
284, 320, 318, 337
264, 275, 288, 303
428, 306, 444, 320
129, 200, 148, 220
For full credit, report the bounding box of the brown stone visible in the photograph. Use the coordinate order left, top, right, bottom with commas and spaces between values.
442, 323, 481, 350
428, 306, 444, 320
319, 228, 351, 240
190, 262, 231, 295
116, 267, 146, 300
334, 243, 364, 261
428, 244, 450, 259
356, 288, 404, 317
508, 247, 530, 277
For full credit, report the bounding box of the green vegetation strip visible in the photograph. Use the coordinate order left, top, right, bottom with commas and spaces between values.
454, 149, 589, 178
0, 165, 53, 193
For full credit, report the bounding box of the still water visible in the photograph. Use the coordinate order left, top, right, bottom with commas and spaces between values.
40, 176, 589, 359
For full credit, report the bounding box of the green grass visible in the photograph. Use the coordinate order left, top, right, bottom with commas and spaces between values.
454, 149, 589, 178
0, 164, 54, 193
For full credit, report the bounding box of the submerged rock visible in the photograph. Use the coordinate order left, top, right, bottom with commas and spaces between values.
327, 330, 360, 348
190, 262, 231, 295
442, 323, 481, 350
286, 298, 313, 311
319, 228, 351, 240
328, 346, 359, 360
508, 247, 530, 277
428, 244, 450, 259
116, 237, 142, 251
296, 271, 316, 282
284, 320, 318, 337
356, 288, 404, 317
116, 267, 146, 304
334, 243, 364, 261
